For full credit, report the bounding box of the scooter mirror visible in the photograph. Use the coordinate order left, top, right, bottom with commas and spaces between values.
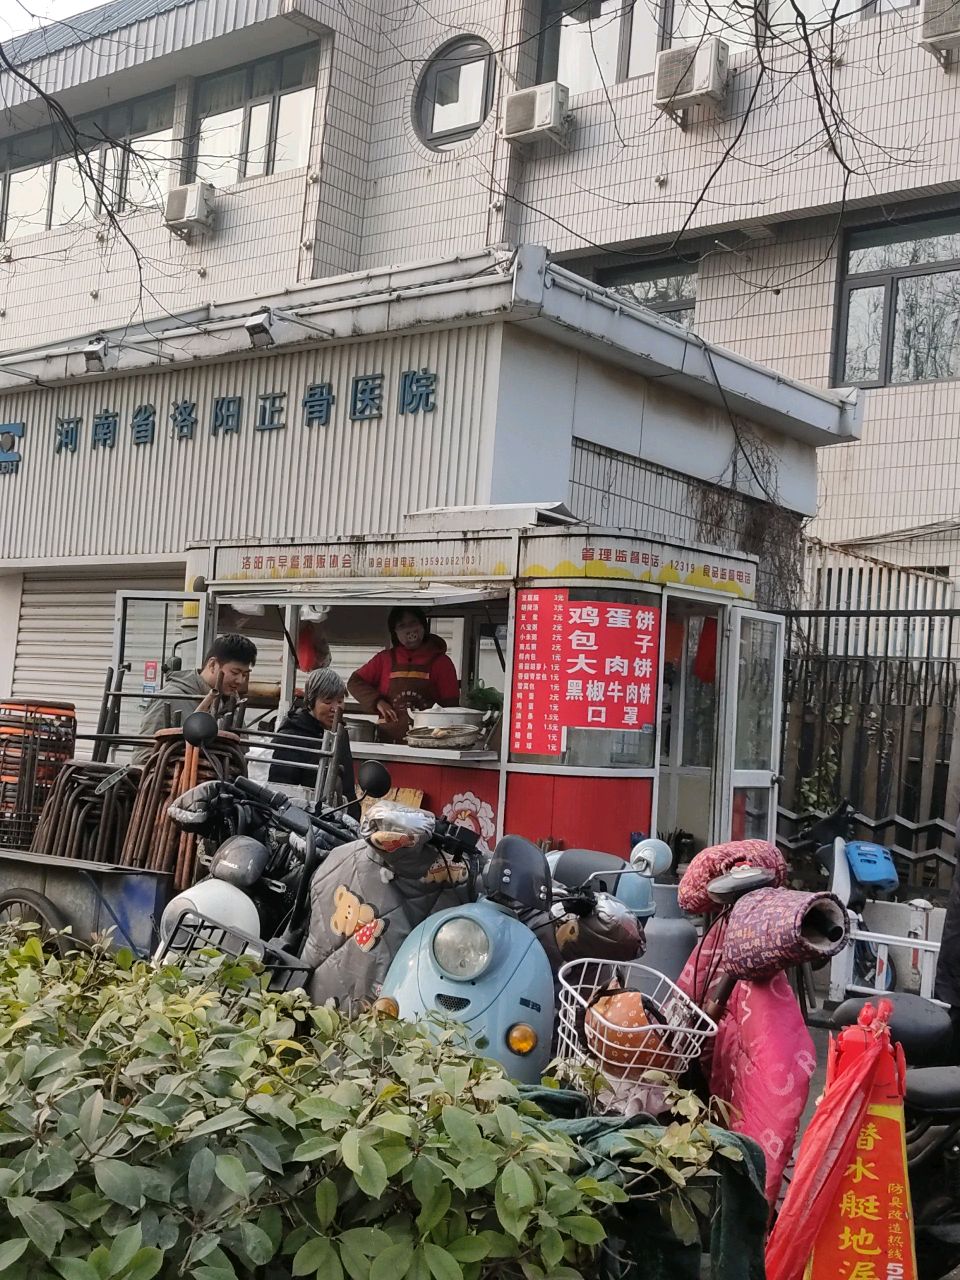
358, 759, 392, 799
630, 838, 673, 877
182, 711, 219, 749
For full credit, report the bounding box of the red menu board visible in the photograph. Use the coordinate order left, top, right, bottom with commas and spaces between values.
511, 589, 661, 756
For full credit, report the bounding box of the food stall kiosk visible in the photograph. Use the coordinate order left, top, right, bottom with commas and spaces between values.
113, 507, 784, 859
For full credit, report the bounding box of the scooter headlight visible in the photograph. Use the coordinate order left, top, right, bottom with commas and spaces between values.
432, 918, 491, 980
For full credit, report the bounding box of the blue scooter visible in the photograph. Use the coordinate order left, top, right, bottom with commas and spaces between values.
381, 835, 645, 1083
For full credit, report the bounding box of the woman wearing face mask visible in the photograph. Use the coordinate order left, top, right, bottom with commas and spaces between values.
348, 606, 460, 742
269, 667, 359, 817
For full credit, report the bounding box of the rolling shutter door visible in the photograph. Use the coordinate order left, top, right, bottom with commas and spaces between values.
11, 569, 183, 754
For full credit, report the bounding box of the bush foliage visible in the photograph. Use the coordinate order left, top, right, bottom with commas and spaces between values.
0, 933, 738, 1280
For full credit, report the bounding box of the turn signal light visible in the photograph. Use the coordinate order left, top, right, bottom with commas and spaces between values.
506, 1023, 538, 1056
373, 997, 399, 1019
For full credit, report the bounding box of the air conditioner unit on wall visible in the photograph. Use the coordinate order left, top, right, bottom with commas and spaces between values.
921, 0, 960, 51
502, 82, 571, 146
654, 38, 729, 113
164, 182, 216, 235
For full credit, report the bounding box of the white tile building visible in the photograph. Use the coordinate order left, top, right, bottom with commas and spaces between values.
0, 0, 871, 736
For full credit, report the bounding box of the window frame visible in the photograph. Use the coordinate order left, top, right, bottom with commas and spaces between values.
0, 89, 177, 242
834, 216, 960, 389
191, 45, 319, 185
597, 257, 699, 327
538, 0, 668, 91
415, 37, 496, 149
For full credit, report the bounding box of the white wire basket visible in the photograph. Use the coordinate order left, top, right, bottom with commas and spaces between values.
557, 959, 717, 1083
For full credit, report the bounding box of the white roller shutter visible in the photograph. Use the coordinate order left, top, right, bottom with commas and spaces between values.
11, 569, 183, 754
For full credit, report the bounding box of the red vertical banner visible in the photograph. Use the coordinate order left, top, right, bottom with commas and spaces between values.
511, 589, 566, 756
511, 590, 661, 755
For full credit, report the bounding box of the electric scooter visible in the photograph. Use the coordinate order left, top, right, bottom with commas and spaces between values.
158, 711, 393, 978
381, 835, 646, 1084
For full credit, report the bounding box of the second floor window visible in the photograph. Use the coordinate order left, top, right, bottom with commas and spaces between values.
599, 259, 698, 329
837, 216, 960, 387
539, 0, 916, 95
0, 91, 174, 241
193, 46, 319, 186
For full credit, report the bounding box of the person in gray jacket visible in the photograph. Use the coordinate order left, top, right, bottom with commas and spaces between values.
133, 633, 257, 764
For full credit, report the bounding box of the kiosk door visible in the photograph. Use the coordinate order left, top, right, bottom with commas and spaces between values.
722, 609, 785, 842
111, 591, 207, 750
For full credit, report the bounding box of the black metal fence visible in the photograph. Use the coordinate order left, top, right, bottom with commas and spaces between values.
779, 608, 960, 894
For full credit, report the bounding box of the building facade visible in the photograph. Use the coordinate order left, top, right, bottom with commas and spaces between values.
0, 0, 863, 764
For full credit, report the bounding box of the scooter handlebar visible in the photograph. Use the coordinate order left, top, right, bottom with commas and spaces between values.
231, 776, 313, 838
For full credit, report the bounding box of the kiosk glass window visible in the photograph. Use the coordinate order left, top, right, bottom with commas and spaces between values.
510, 587, 661, 769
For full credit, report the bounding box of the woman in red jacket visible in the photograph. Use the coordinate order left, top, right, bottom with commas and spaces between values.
348, 606, 460, 741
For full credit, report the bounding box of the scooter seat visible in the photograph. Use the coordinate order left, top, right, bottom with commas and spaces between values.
906, 1067, 960, 1115
552, 848, 626, 892
833, 991, 954, 1065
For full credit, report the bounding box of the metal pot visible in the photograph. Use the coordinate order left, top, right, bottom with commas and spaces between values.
343, 715, 377, 742
409, 705, 486, 730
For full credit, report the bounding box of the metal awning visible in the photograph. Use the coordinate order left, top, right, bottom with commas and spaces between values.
207, 579, 509, 609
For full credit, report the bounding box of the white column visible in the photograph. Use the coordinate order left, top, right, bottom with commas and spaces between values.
0, 573, 23, 698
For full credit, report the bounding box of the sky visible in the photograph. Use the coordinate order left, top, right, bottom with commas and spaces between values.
0, 0, 99, 42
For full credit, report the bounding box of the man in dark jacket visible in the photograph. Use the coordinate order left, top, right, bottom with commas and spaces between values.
269, 667, 358, 817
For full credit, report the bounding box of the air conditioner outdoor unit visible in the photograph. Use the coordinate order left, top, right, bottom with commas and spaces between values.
653, 38, 729, 112
502, 82, 570, 146
921, 0, 960, 51
164, 182, 215, 234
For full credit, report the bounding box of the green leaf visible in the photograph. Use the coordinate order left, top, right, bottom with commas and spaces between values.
239, 1130, 283, 1173
562, 1215, 605, 1246
500, 1163, 535, 1210
411, 1156, 442, 1207
0, 1241, 29, 1271
341, 1131, 389, 1198
293, 1135, 339, 1162
458, 1156, 497, 1189
108, 1224, 143, 1276
240, 1223, 276, 1267
668, 1197, 699, 1248
190, 1109, 250, 1139
53, 1261, 100, 1280
32, 1146, 77, 1193
95, 1160, 142, 1212
338, 1236, 371, 1280
8, 1195, 66, 1258
371, 1242, 414, 1280
79, 1090, 106, 1146
189, 1148, 216, 1210
294, 1237, 341, 1278
404, 1248, 431, 1280
494, 1180, 530, 1242
416, 1182, 451, 1236
423, 1244, 462, 1280
258, 1206, 283, 1251
124, 1251, 163, 1280
445, 1238, 490, 1264
315, 1178, 338, 1228
215, 1154, 248, 1198
441, 1107, 482, 1153
537, 1227, 564, 1269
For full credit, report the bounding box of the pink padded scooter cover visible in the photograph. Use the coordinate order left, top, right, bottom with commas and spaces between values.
679, 927, 816, 1206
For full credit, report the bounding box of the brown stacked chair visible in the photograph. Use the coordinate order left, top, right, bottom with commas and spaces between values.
121, 730, 247, 892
